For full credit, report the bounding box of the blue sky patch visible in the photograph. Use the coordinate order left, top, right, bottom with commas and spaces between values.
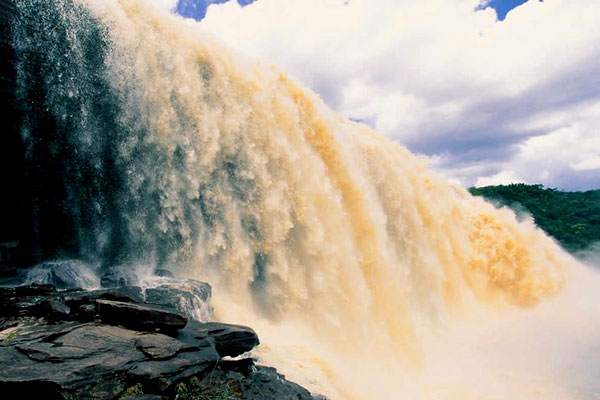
176, 0, 257, 20
485, 0, 530, 21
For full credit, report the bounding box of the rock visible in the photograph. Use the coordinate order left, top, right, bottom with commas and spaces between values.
0, 284, 59, 317
22, 260, 100, 290
99, 286, 145, 303
0, 317, 17, 331
0, 323, 145, 398
135, 334, 182, 360
239, 365, 317, 400
145, 279, 211, 304
64, 286, 145, 307
0, 322, 220, 399
181, 359, 319, 400
96, 299, 187, 333
1, 285, 73, 322
190, 322, 259, 358
1, 321, 83, 346
59, 286, 145, 323
32, 299, 71, 322
144, 278, 212, 322
5, 275, 214, 327
13, 284, 57, 297
206, 322, 259, 358
75, 303, 96, 322
1, 285, 149, 324
100, 266, 141, 288
128, 343, 219, 384
0, 283, 320, 400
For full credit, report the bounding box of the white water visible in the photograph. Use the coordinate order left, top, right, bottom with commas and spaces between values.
29, 0, 600, 398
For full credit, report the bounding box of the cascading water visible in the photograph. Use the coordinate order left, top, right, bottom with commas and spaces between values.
11, 0, 600, 398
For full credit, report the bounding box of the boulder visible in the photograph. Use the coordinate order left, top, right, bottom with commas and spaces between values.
100, 266, 141, 288
190, 322, 259, 358
96, 299, 187, 333
234, 365, 316, 400
32, 299, 71, 322
0, 285, 144, 323
0, 284, 59, 317
22, 260, 100, 290
0, 279, 217, 327
145, 279, 211, 304
144, 278, 212, 322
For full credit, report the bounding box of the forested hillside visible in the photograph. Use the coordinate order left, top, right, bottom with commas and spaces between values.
469, 184, 600, 253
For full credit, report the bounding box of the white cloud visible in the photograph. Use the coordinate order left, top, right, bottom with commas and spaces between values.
469, 100, 600, 189
150, 0, 178, 11
476, 170, 525, 187
199, 0, 600, 189
572, 158, 600, 171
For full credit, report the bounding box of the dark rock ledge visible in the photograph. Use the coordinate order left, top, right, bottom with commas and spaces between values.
0, 284, 321, 400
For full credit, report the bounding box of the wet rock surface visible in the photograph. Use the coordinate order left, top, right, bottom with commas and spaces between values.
22, 260, 100, 290
95, 299, 187, 333
199, 322, 260, 358
143, 278, 213, 322
0, 283, 322, 400
100, 267, 141, 288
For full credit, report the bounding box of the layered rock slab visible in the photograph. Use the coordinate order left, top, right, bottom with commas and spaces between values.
0, 284, 320, 399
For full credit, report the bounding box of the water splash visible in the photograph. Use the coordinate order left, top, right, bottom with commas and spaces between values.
22, 259, 100, 290
12, 0, 600, 398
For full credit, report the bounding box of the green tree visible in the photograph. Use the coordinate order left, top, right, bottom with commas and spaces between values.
469, 184, 600, 253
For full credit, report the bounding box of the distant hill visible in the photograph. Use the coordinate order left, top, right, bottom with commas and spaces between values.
469, 184, 600, 253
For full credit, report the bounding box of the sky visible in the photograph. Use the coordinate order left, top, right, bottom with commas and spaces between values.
164, 0, 599, 191
484, 0, 529, 20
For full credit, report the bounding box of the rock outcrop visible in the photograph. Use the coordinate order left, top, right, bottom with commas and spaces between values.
22, 260, 100, 290
0, 282, 319, 400
199, 322, 261, 358
95, 299, 188, 333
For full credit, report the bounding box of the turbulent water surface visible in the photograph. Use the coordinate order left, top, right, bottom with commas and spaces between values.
12, 0, 600, 398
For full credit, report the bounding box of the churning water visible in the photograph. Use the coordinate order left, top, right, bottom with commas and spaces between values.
12, 0, 600, 398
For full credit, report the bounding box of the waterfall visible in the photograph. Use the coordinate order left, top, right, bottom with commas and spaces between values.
12, 0, 600, 398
